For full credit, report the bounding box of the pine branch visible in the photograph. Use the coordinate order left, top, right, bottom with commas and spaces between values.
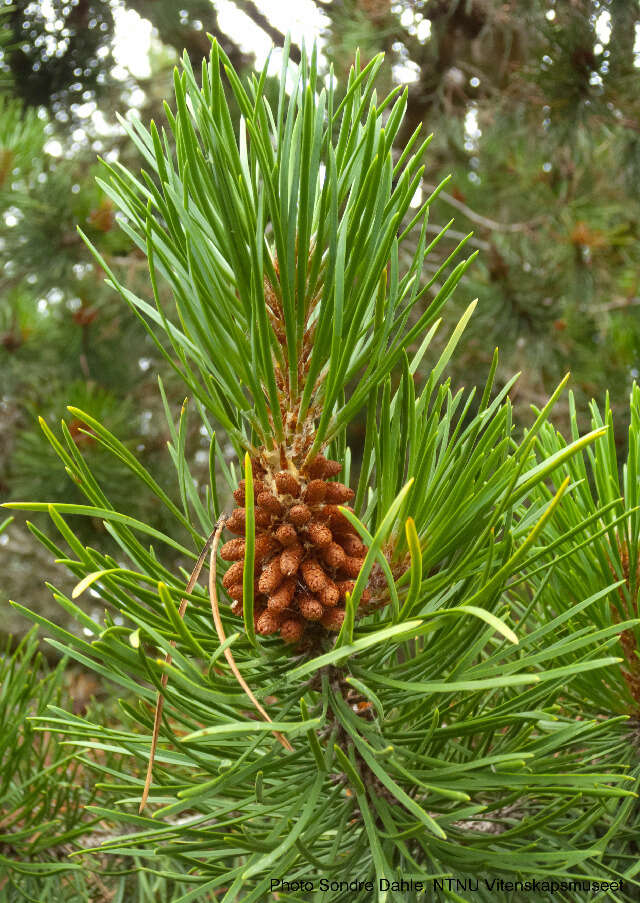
4, 38, 640, 898
423, 182, 548, 233
231, 1, 302, 63
139, 524, 219, 812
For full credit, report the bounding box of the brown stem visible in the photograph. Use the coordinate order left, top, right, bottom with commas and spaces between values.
139, 524, 221, 813
231, 1, 302, 63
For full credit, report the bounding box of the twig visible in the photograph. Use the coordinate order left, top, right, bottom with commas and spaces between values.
591, 297, 640, 313
208, 519, 294, 752
76, 813, 210, 852
424, 223, 490, 251
424, 183, 547, 233
231, 1, 302, 63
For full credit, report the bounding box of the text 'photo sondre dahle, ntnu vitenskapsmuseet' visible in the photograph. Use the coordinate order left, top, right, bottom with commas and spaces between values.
269, 876, 626, 896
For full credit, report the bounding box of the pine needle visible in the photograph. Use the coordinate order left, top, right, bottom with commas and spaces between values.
207, 517, 294, 753
139, 522, 220, 813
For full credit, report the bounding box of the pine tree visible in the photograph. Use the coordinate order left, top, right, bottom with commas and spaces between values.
0, 16, 201, 639
317, 0, 640, 439
4, 42, 639, 900
4, 0, 640, 650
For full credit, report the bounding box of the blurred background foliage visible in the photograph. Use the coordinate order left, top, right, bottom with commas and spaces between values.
1, 0, 640, 639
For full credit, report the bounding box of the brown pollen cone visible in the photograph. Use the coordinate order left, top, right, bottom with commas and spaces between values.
220, 454, 382, 643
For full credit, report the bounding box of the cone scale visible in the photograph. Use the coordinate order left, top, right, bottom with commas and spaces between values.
220, 454, 373, 643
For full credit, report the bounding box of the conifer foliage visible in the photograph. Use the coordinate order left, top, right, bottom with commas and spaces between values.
4, 41, 640, 901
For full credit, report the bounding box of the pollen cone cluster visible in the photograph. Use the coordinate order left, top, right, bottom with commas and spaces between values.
220, 454, 371, 643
